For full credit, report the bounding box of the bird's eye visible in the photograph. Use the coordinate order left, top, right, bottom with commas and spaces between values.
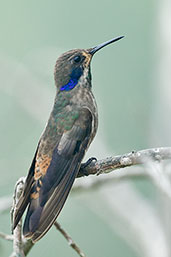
73, 55, 81, 63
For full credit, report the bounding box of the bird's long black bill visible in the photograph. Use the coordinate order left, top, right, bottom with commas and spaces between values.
89, 36, 124, 55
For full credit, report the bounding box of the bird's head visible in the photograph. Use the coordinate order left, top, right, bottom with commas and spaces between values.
54, 36, 124, 92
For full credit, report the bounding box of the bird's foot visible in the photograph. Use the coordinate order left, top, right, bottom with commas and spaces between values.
78, 157, 97, 177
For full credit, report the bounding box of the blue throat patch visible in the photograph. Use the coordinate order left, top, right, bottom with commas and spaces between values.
60, 78, 78, 91
60, 67, 82, 91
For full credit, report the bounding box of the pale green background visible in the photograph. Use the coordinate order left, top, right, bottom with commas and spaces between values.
0, 0, 169, 256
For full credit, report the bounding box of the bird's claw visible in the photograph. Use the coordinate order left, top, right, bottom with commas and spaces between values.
78, 157, 97, 177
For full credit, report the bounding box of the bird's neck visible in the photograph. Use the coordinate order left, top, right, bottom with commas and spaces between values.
51, 67, 93, 115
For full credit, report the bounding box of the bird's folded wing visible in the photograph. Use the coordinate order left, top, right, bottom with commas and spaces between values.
13, 107, 92, 242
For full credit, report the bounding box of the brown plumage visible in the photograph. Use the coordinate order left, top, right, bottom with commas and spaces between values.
13, 36, 123, 242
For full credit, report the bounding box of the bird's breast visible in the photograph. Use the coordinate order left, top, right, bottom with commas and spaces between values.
71, 87, 98, 145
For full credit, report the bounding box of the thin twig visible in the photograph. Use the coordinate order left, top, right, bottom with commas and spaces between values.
0, 232, 13, 241
54, 221, 86, 257
10, 177, 26, 257
78, 147, 171, 176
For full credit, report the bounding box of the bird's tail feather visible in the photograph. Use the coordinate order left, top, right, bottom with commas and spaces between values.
24, 162, 79, 242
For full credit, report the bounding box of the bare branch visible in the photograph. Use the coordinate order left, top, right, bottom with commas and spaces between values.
0, 232, 13, 241
78, 147, 171, 177
0, 146, 171, 257
10, 177, 26, 257
54, 221, 86, 257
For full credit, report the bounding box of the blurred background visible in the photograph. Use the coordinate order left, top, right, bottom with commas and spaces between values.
0, 0, 171, 256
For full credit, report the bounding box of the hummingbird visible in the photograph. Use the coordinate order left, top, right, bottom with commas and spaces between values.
13, 36, 124, 242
